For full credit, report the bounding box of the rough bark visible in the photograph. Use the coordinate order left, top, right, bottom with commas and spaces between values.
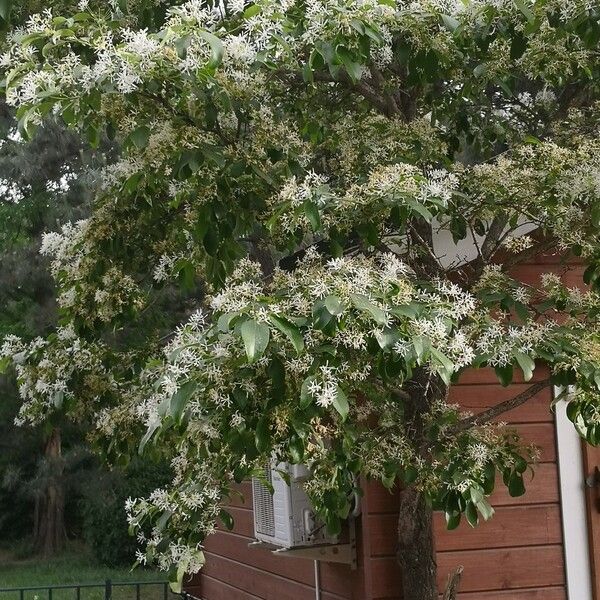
33, 427, 66, 556
396, 370, 451, 600
397, 487, 438, 600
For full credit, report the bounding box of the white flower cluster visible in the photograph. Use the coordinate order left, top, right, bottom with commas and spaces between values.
272, 162, 458, 239
475, 321, 554, 367
503, 235, 534, 254
40, 220, 90, 279
0, 326, 111, 426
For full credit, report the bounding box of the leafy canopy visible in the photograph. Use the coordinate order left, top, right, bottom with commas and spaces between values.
2, 0, 600, 588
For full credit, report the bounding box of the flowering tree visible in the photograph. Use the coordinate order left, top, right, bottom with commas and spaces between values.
2, 1, 600, 597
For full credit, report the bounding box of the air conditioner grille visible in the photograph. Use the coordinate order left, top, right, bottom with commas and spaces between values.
253, 466, 275, 537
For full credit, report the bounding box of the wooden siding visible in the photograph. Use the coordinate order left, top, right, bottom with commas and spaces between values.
188, 379, 566, 600
188, 256, 580, 599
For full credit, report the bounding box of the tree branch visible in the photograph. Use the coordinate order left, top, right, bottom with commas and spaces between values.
480, 213, 509, 262
453, 379, 552, 433
407, 221, 443, 278
274, 69, 400, 117
500, 238, 557, 271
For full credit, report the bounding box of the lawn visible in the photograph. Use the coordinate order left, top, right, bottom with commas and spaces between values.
0, 544, 179, 600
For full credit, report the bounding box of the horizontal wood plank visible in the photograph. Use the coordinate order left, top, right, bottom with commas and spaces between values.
453, 587, 566, 600
512, 423, 556, 463
448, 384, 554, 423
455, 366, 551, 386
188, 577, 261, 600
436, 545, 565, 593
491, 463, 559, 506
203, 530, 356, 597
433, 504, 562, 552
200, 553, 349, 600
365, 463, 559, 514
368, 504, 562, 557
509, 265, 584, 288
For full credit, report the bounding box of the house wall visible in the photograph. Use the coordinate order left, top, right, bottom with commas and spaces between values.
187, 256, 582, 600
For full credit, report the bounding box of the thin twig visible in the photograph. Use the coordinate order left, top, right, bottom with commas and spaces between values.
442, 566, 464, 600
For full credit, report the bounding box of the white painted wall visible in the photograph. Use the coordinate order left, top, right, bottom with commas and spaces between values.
556, 389, 593, 600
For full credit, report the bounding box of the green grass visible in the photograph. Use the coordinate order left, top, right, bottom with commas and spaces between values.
0, 544, 176, 600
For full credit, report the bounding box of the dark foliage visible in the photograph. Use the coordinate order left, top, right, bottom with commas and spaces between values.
80, 458, 172, 567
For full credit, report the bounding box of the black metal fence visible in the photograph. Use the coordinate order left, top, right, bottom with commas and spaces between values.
0, 580, 192, 600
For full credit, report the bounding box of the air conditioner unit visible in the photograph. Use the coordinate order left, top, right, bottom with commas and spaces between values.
252, 462, 338, 549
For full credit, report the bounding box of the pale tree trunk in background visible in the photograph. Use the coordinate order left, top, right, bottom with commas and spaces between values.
33, 427, 66, 556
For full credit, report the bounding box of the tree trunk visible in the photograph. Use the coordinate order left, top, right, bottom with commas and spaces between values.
33, 427, 66, 556
397, 486, 438, 600
396, 369, 452, 599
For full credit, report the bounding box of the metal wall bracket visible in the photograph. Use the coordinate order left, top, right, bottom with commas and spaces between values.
248, 518, 358, 570
586, 466, 600, 489
272, 542, 356, 569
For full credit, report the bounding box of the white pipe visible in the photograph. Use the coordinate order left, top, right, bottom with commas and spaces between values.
314, 560, 321, 600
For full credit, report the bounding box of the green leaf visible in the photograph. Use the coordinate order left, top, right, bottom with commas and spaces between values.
304, 201, 321, 231
130, 126, 150, 149
219, 509, 235, 531
514, 351, 535, 382
156, 510, 172, 532
300, 376, 316, 409
508, 472, 526, 497
332, 386, 349, 420
217, 312, 238, 332
350, 293, 387, 325
375, 327, 401, 351
198, 30, 224, 69
0, 356, 10, 374
406, 198, 433, 221
391, 304, 420, 319
269, 314, 304, 354
289, 435, 305, 463
465, 502, 479, 527
445, 511, 461, 530
255, 417, 271, 453
473, 63, 487, 78
203, 227, 219, 256
241, 319, 270, 363
139, 421, 159, 455
324, 295, 344, 316
514, 455, 528, 474
403, 466, 418, 485
0, 0, 12, 21
513, 0, 534, 23
476, 498, 495, 521
412, 335, 431, 362
482, 462, 496, 495
495, 364, 513, 387
336, 46, 362, 83
430, 348, 455, 385
243, 4, 260, 19
592, 203, 600, 228
510, 33, 528, 60
170, 381, 196, 422
441, 14, 460, 32
52, 391, 64, 409
312, 301, 334, 330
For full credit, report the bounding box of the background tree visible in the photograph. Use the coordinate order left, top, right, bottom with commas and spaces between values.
0, 114, 98, 554
2, 1, 600, 598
